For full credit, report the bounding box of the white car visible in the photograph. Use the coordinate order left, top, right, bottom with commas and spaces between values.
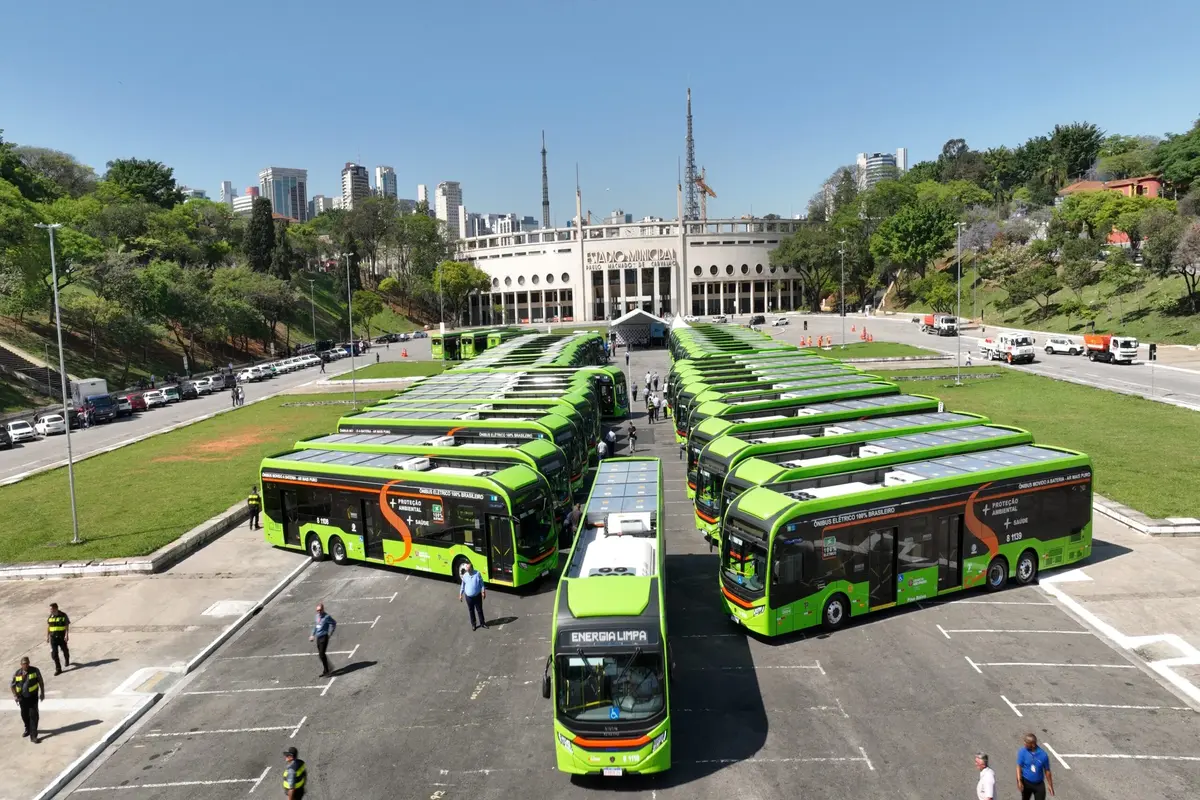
711, 314, 729, 324
142, 389, 168, 407
237, 368, 261, 383
6, 420, 37, 443
191, 377, 214, 394
1044, 336, 1083, 356
772, 317, 789, 326
34, 414, 67, 436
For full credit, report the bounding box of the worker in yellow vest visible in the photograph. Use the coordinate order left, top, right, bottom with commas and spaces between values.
46, 603, 70, 675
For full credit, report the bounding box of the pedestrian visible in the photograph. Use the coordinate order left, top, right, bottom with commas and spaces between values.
282, 746, 307, 799
319, 359, 325, 374
459, 563, 487, 630
625, 350, 630, 367
644, 371, 651, 391
309, 602, 337, 677
657, 395, 666, 422
632, 383, 638, 402
966, 351, 973, 367
1016, 733, 1055, 800
238, 385, 246, 406
231, 385, 238, 408
46, 603, 70, 676
652, 371, 659, 392
803, 320, 808, 331
10, 657, 44, 743
605, 428, 617, 453
376, 352, 380, 364
247, 486, 262, 530
679, 441, 685, 461
628, 423, 637, 453
975, 752, 996, 800
597, 439, 608, 460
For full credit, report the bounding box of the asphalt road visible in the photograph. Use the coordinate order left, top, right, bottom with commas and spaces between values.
754, 312, 1200, 410
61, 347, 1199, 799
0, 339, 432, 485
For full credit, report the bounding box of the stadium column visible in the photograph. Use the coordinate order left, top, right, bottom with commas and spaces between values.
636, 268, 644, 314
602, 268, 611, 321
719, 282, 725, 315
735, 281, 740, 315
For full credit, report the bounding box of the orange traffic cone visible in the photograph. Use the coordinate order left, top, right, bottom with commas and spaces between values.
401, 348, 408, 358
860, 329, 867, 341
868, 334, 874, 342
851, 325, 856, 332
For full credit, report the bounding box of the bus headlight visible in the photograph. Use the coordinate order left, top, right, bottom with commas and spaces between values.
753, 606, 765, 616
651, 731, 668, 751
558, 732, 572, 753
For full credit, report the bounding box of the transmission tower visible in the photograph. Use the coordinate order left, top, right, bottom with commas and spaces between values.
541, 131, 551, 230
684, 88, 699, 220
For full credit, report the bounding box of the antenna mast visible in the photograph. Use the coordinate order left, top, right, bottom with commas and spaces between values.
684, 88, 699, 220
541, 131, 551, 230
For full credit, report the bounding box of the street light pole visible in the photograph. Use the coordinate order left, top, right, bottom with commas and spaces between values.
955, 222, 966, 386
343, 253, 357, 409
308, 279, 316, 345
36, 223, 81, 545
838, 235, 847, 348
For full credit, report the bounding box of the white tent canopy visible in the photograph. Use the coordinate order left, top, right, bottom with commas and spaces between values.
609, 309, 668, 347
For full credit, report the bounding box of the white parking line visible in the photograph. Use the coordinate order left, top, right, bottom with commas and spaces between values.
1010, 701, 1193, 712
684, 662, 825, 673
938, 624, 1089, 639
249, 766, 271, 794
222, 645, 359, 660
77, 776, 269, 792
966, 656, 1135, 673
185, 677, 335, 696
689, 748, 874, 769
1055, 753, 1200, 763
1000, 695, 1023, 717
1043, 742, 1070, 770
335, 592, 398, 602
141, 717, 307, 738
957, 599, 1054, 606
343, 615, 381, 628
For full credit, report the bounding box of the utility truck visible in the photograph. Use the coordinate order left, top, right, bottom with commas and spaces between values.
1084, 334, 1139, 364
921, 314, 958, 336
980, 333, 1036, 364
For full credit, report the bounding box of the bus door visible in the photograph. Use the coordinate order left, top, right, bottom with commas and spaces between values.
280, 489, 301, 547
485, 515, 515, 583
867, 525, 898, 608
595, 377, 615, 415
360, 499, 385, 560
936, 514, 964, 591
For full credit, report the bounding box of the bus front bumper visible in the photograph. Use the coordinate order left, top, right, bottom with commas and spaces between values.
554, 722, 670, 775
722, 588, 771, 635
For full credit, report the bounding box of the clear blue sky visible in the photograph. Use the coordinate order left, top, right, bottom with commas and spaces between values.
3, 0, 1197, 222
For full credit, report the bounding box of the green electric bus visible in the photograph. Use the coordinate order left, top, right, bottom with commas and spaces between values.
260, 450, 559, 587
708, 424, 1032, 543
293, 432, 573, 532
694, 411, 992, 538
338, 409, 589, 492
487, 328, 523, 349
685, 394, 944, 495
460, 331, 491, 359
431, 331, 463, 360
448, 366, 629, 419
542, 457, 670, 776
683, 381, 898, 442
720, 443, 1093, 636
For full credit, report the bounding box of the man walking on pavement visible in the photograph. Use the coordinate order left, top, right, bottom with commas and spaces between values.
625, 350, 630, 367
974, 752, 996, 800
47, 603, 70, 675
11, 657, 44, 743
1016, 733, 1054, 799
247, 486, 262, 530
628, 423, 637, 453
231, 384, 238, 408
282, 746, 307, 798
459, 563, 487, 630
310, 603, 337, 677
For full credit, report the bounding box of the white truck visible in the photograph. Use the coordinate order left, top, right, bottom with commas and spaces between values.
980, 333, 1036, 364
921, 314, 958, 336
69, 378, 109, 408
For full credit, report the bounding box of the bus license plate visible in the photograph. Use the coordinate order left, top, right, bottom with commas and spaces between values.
603, 767, 623, 777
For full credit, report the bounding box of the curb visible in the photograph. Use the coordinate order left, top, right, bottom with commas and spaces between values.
0, 502, 250, 580
31, 693, 161, 800
1093, 495, 1200, 537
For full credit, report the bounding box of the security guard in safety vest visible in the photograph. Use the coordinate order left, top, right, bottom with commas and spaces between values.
282, 746, 306, 798
47, 603, 70, 675
11, 657, 45, 743
247, 486, 262, 530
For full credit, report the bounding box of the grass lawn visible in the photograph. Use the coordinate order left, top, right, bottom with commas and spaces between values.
0, 378, 52, 413
824, 341, 941, 359
876, 366, 1200, 519
329, 361, 448, 381
0, 391, 390, 564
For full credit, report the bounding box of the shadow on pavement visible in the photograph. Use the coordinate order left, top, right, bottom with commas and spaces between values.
67, 658, 119, 671
332, 660, 377, 677
39, 719, 102, 739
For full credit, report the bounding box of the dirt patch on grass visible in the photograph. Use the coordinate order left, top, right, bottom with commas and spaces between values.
150, 426, 290, 463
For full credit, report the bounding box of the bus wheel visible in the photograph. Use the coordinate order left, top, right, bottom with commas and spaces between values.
329, 536, 349, 566
452, 556, 472, 583
307, 534, 326, 562
984, 556, 1009, 591
1015, 550, 1039, 585
822, 594, 849, 631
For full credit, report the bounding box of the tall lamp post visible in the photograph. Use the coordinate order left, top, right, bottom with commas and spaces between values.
955, 221, 967, 386
35, 223, 81, 545
341, 253, 357, 409
308, 279, 317, 344
837, 234, 847, 349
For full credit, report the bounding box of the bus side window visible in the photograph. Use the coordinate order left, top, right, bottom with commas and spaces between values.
899, 515, 936, 570
263, 484, 281, 519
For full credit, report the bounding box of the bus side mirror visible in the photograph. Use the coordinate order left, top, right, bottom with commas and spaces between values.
541, 656, 552, 699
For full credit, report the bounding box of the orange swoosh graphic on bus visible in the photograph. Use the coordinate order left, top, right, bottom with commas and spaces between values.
965, 482, 999, 558
378, 480, 414, 562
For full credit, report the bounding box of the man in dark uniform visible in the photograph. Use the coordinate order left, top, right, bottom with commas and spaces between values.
282, 746, 306, 798
247, 486, 262, 530
11, 657, 45, 743
47, 603, 70, 675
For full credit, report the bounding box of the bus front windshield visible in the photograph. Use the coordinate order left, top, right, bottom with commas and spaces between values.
695, 458, 723, 514
722, 530, 768, 595
556, 650, 665, 723
515, 488, 555, 557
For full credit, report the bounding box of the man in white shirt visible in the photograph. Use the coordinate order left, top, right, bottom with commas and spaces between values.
975, 752, 996, 800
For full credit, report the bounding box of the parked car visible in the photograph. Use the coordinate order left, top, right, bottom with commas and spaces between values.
142, 389, 168, 408
7, 420, 37, 443
410, 331, 428, 339
34, 413, 67, 436
772, 317, 789, 326
711, 314, 729, 324
162, 386, 182, 403
191, 376, 214, 394
749, 314, 766, 326
0, 426, 11, 449
237, 368, 261, 383
1044, 336, 1083, 356
179, 382, 199, 400
115, 395, 134, 417
122, 392, 148, 412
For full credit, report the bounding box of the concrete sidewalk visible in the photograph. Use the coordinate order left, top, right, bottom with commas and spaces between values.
0, 527, 305, 800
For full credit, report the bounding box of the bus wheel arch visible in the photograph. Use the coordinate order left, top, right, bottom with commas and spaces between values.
307, 533, 326, 562
452, 555, 472, 583
329, 536, 349, 566
1014, 549, 1039, 585
984, 555, 1009, 591
822, 593, 850, 631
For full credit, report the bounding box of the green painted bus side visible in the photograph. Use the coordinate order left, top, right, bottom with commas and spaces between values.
260, 455, 558, 587
670, 365, 862, 434
683, 394, 944, 497
431, 332, 462, 360
683, 381, 898, 441
450, 366, 629, 419
720, 444, 1093, 636
545, 457, 670, 775
701, 422, 1030, 540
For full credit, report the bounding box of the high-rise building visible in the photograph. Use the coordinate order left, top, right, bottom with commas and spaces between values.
341, 163, 370, 210
436, 181, 463, 240
308, 194, 335, 218
332, 195, 345, 211
232, 194, 256, 216
895, 147, 908, 174
180, 186, 208, 201
417, 184, 428, 204
375, 166, 397, 199
219, 181, 237, 207
259, 167, 308, 221
855, 151, 901, 189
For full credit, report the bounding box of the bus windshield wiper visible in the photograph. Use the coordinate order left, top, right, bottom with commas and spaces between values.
610, 646, 642, 702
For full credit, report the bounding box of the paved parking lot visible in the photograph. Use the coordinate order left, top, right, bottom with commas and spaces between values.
60, 349, 1198, 799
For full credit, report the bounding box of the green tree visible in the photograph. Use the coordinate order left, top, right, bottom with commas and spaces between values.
1150, 117, 1200, 195
769, 225, 839, 311
61, 293, 120, 357
1003, 263, 1061, 312
103, 158, 184, 208
1061, 255, 1097, 302
433, 261, 492, 325
270, 225, 297, 281
0, 131, 57, 201
869, 200, 956, 279
900, 161, 940, 185
244, 198, 276, 272
351, 289, 385, 339
1168, 220, 1200, 311
913, 271, 956, 313
139, 260, 213, 366
1096, 135, 1159, 180
858, 180, 916, 222
1050, 122, 1105, 183
348, 196, 400, 285
1100, 248, 1142, 320
15, 147, 97, 198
